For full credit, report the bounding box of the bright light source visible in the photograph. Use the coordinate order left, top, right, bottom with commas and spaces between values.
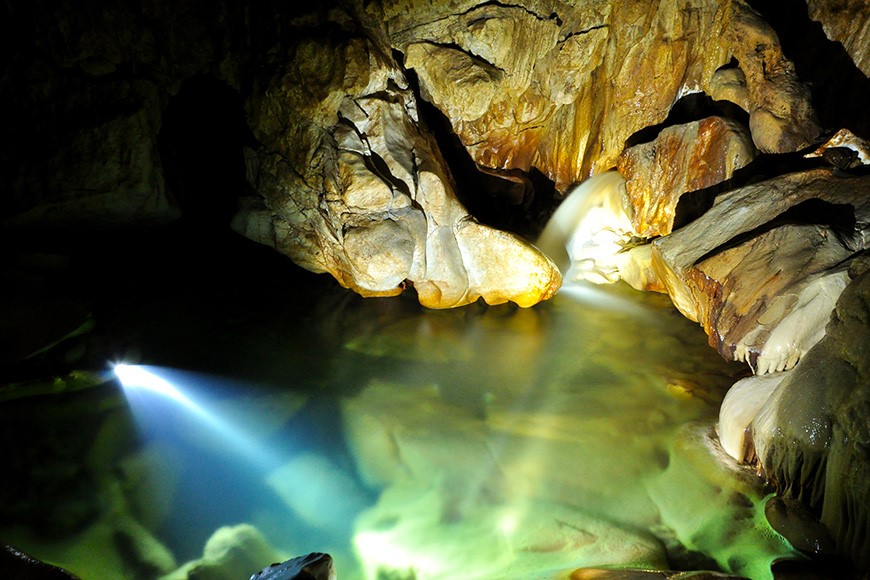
497, 512, 518, 537
113, 363, 200, 412
113, 363, 282, 468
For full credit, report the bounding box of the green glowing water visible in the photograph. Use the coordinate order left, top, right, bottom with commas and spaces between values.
0, 278, 799, 579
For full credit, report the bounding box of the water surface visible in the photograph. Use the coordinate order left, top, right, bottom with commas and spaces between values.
0, 232, 797, 579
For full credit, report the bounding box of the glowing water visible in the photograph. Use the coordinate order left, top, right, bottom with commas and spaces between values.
0, 286, 797, 579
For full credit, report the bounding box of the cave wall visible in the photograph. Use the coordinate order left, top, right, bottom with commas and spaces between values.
2, 0, 286, 229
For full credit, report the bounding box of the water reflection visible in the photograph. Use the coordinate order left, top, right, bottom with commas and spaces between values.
0, 282, 797, 579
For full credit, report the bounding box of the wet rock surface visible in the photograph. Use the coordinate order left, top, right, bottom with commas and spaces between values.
242, 15, 561, 308
652, 168, 870, 373
250, 552, 335, 580
750, 267, 870, 570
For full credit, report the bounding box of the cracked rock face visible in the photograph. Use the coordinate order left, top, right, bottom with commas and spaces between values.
361, 0, 819, 193
242, 29, 560, 308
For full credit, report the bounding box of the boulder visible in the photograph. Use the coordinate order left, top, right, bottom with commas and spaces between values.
617, 117, 756, 238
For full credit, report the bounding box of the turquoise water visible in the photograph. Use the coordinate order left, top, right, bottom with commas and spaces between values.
0, 240, 798, 578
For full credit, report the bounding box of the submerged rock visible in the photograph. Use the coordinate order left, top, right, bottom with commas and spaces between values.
354, 484, 667, 580
266, 454, 370, 536
163, 524, 285, 580
569, 568, 748, 579
249, 552, 335, 580
645, 425, 797, 580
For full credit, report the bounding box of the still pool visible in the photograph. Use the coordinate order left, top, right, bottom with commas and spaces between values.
0, 234, 798, 579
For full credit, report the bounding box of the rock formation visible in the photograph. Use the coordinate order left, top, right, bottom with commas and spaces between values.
163, 524, 286, 580
652, 168, 870, 373
250, 552, 336, 580
718, 263, 870, 570
617, 117, 756, 238
241, 25, 560, 308
807, 0, 870, 78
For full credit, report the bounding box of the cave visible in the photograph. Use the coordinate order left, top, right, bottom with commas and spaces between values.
2, 1, 869, 579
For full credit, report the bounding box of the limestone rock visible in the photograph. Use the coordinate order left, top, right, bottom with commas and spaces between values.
652, 168, 870, 374
805, 127, 870, 169
764, 496, 837, 557
645, 425, 797, 580
369, 0, 821, 191
717, 372, 786, 463
381, 0, 734, 188
709, 66, 750, 112
617, 117, 756, 238
747, 268, 870, 569
4, 80, 179, 230
2, 1, 251, 230
245, 21, 560, 308
807, 0, 870, 78
729, 1, 822, 152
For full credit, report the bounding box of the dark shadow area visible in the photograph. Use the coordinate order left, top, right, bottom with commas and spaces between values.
747, 0, 870, 139
158, 75, 254, 231
624, 92, 751, 149
395, 49, 560, 240
672, 151, 831, 230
